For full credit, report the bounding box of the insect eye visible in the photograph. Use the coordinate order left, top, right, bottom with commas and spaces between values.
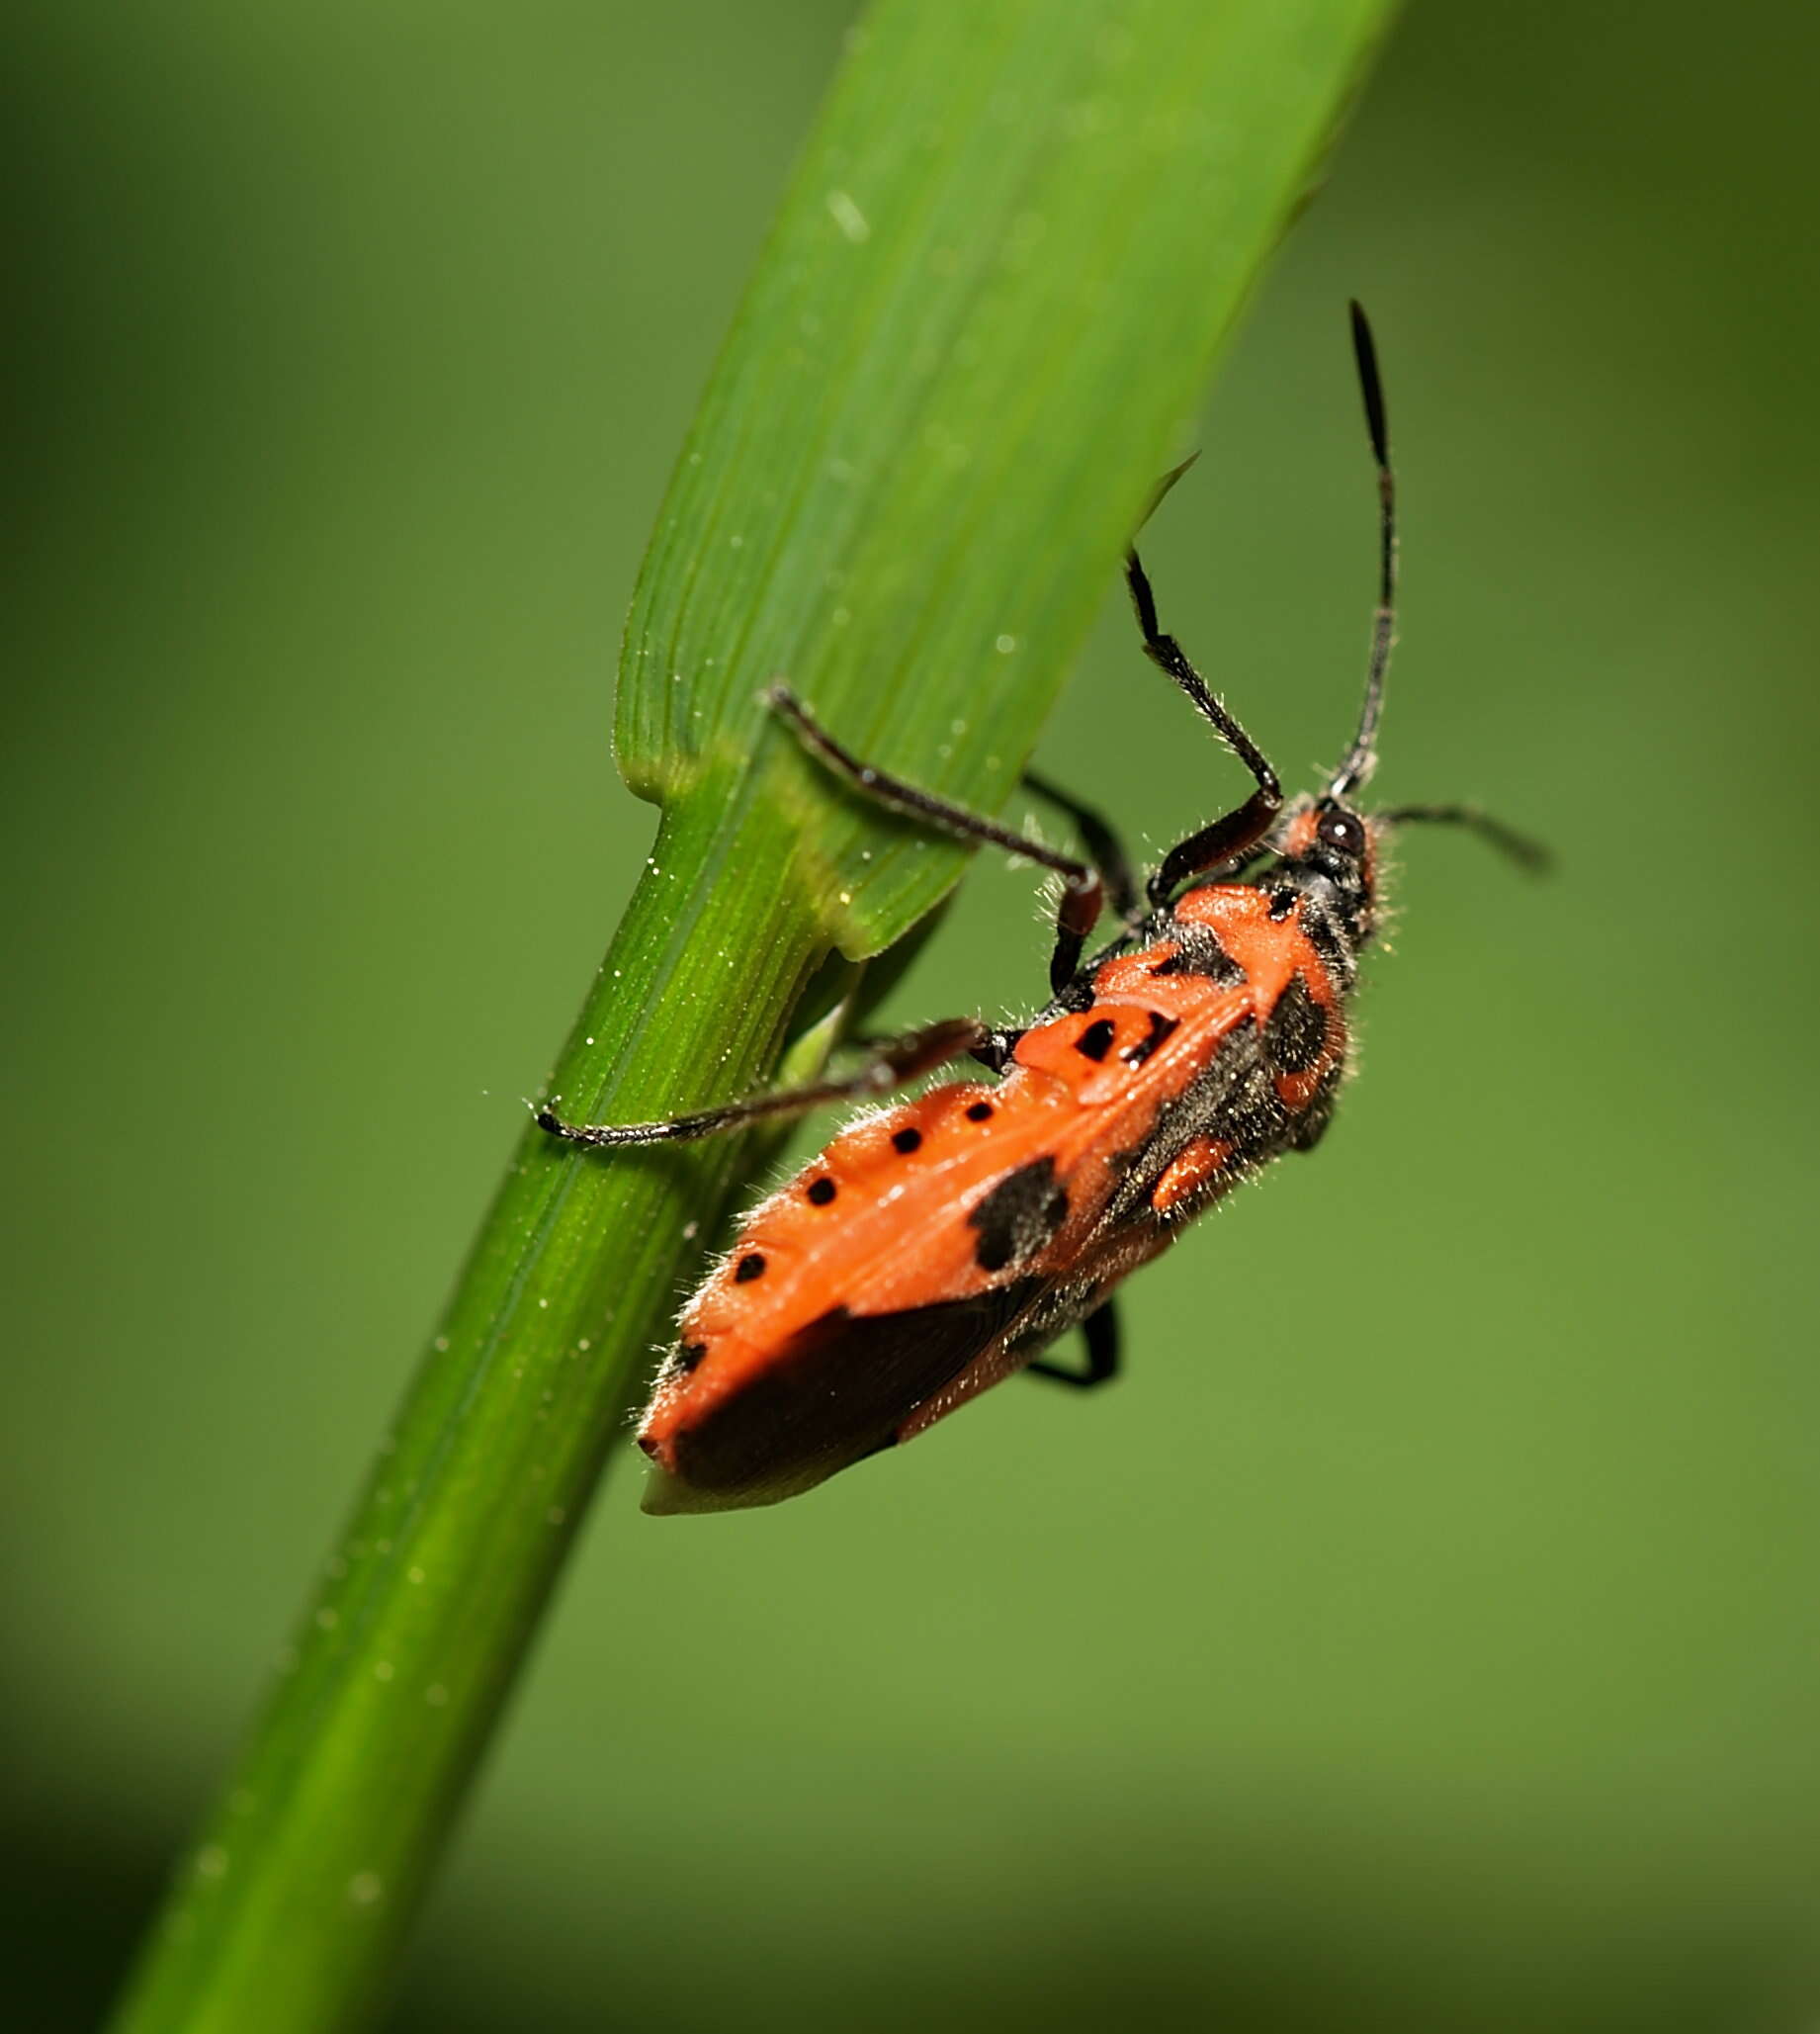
1317, 810, 1364, 855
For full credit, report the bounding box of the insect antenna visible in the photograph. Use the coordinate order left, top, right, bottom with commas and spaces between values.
1328, 301, 1396, 800
1377, 803, 1552, 874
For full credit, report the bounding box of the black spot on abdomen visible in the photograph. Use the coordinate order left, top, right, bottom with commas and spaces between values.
969, 1156, 1070, 1274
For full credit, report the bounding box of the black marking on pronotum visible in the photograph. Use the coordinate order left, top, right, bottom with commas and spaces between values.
969, 1156, 1070, 1274
1265, 976, 1329, 1076
1150, 926, 1244, 985
892, 1126, 922, 1154
1075, 1017, 1117, 1063
1121, 1010, 1179, 1067
734, 1253, 767, 1282
807, 1177, 836, 1205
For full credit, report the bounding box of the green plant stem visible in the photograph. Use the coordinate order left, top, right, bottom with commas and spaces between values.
116, 791, 825, 2031
112, 3, 1396, 2026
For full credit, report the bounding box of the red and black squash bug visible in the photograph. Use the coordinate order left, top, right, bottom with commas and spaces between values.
539, 306, 1544, 1513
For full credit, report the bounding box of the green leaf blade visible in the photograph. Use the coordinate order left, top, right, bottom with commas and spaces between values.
620, 0, 1394, 958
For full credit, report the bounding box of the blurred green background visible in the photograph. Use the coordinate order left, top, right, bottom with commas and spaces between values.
8, 3, 1818, 2029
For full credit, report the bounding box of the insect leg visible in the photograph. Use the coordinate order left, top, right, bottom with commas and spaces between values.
849, 1024, 1017, 1077
536, 1017, 991, 1149
1377, 803, 1551, 874
1025, 1297, 1121, 1389
766, 683, 1104, 995
1124, 469, 1283, 907
968, 1028, 1021, 1076
1022, 770, 1140, 922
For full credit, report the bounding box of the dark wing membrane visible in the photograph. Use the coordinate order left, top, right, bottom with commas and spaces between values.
667, 1280, 1045, 1509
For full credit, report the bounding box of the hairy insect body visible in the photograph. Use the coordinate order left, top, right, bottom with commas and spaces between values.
536, 307, 1542, 1515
